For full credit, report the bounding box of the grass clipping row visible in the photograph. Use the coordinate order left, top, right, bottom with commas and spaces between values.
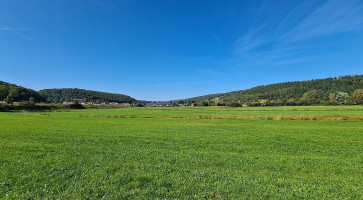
79, 114, 363, 121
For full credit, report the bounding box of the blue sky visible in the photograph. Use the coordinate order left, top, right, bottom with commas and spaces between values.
1, 0, 363, 101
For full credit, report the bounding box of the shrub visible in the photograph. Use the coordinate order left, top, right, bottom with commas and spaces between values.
353, 89, 363, 104
132, 103, 145, 107
200, 101, 210, 106
345, 96, 355, 105
227, 101, 241, 107
300, 90, 324, 105
335, 92, 348, 104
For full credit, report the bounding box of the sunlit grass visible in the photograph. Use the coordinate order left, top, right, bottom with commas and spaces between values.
0, 106, 362, 199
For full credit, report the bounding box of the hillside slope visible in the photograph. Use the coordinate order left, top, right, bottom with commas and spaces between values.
184, 75, 363, 103
0, 81, 45, 102
39, 88, 136, 103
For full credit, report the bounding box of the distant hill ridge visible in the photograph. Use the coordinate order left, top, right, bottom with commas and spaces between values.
39, 88, 136, 103
0, 80, 136, 103
1, 75, 362, 105
0, 80, 45, 102
183, 75, 363, 103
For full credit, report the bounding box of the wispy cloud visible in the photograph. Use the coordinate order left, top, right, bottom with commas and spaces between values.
284, 0, 363, 42
210, 31, 223, 46
0, 27, 34, 40
232, 0, 363, 68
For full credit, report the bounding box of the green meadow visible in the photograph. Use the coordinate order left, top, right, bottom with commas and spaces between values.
0, 106, 362, 199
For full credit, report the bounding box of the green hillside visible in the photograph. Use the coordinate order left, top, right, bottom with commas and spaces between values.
0, 81, 45, 102
184, 75, 363, 105
39, 88, 136, 104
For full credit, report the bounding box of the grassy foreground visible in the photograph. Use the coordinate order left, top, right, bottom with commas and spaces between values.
0, 106, 362, 199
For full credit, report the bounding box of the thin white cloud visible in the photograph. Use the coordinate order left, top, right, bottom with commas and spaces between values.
284, 0, 363, 42
232, 0, 363, 68
211, 31, 223, 46
0, 28, 34, 40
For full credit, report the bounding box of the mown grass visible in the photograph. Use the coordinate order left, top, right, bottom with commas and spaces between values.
0, 106, 362, 199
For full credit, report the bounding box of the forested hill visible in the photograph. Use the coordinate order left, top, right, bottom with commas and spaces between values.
0, 81, 45, 102
39, 88, 136, 103
183, 75, 363, 104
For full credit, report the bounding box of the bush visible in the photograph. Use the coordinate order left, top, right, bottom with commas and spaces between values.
200, 101, 210, 106
324, 100, 339, 106
285, 99, 297, 106
227, 101, 241, 107
132, 103, 145, 107
353, 89, 363, 104
249, 102, 261, 107
335, 92, 348, 104
345, 96, 355, 105
212, 98, 225, 106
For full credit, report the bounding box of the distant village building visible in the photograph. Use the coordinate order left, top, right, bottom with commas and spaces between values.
73, 99, 85, 104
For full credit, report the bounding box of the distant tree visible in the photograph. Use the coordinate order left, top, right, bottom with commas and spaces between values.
324, 92, 338, 105
353, 89, 363, 104
328, 93, 336, 102
200, 101, 209, 106
20, 98, 36, 109
300, 90, 324, 105
227, 101, 241, 107
3, 87, 21, 106
5, 96, 14, 106
249, 101, 261, 107
8, 87, 20, 100
286, 99, 297, 106
212, 98, 224, 106
132, 102, 145, 107
29, 97, 36, 106
0, 85, 8, 101
345, 96, 355, 105
335, 92, 348, 104
259, 99, 267, 107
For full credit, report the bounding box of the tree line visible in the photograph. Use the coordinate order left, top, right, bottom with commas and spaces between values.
38, 88, 136, 104
0, 81, 136, 111
1, 75, 363, 110
182, 75, 363, 106
0, 81, 45, 105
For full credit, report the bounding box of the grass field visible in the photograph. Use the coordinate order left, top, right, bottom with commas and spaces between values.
0, 106, 362, 199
